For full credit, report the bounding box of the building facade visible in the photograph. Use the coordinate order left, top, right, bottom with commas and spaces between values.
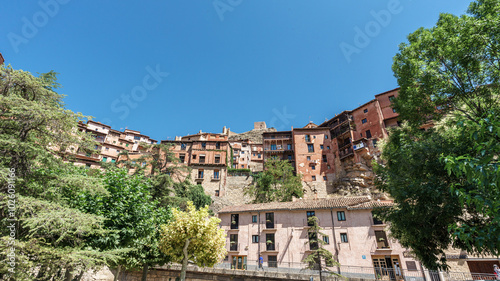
218, 197, 419, 281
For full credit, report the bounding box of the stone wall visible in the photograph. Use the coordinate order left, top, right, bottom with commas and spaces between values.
114, 265, 358, 281
211, 175, 254, 213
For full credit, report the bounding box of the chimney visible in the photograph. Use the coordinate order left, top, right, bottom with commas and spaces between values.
222, 126, 227, 135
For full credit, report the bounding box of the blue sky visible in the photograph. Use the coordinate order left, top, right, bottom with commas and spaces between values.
1, 0, 472, 140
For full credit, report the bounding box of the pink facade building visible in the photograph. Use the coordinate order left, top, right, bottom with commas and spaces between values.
218, 197, 420, 280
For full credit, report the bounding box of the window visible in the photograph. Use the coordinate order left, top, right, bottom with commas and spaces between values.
215, 190, 219, 197
320, 145, 324, 149
327, 146, 330, 150
308, 231, 318, 250
230, 234, 238, 251
365, 130, 372, 138
253, 153, 256, 156
258, 154, 261, 158
372, 212, 383, 225
340, 233, 348, 243
337, 211, 346, 221
307, 156, 311, 161
252, 215, 257, 223
288, 155, 292, 160
306, 211, 315, 226
116, 149, 120, 153
305, 135, 311, 142
311, 165, 316, 170
198, 169, 204, 179
372, 139, 378, 147
241, 151, 244, 154
312, 176, 316, 181
362, 118, 367, 124
201, 142, 206, 149
252, 235, 259, 243
105, 147, 109, 151
389, 95, 395, 101
268, 255, 277, 268
230, 214, 239, 229
216, 142, 221, 149
126, 143, 129, 147
271, 144, 277, 151
134, 136, 140, 140
323, 236, 330, 244
142, 162, 146, 167
364, 108, 368, 113
193, 155, 197, 160
241, 165, 244, 168
375, 231, 389, 248
327, 165, 331, 169
181, 143, 186, 150
323, 176, 327, 181
287, 144, 292, 150
325, 135, 328, 139
215, 154, 221, 163
308, 144, 314, 152
213, 170, 220, 179
102, 157, 107, 162
179, 154, 185, 163
266, 233, 275, 251
393, 108, 397, 113
322, 155, 327, 162
265, 213, 274, 229
86, 163, 92, 168
111, 159, 116, 163
199, 155, 206, 163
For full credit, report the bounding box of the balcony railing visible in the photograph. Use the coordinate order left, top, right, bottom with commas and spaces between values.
339, 146, 354, 159
262, 242, 279, 252
229, 242, 239, 252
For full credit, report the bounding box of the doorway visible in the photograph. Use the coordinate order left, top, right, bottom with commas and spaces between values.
231, 255, 247, 270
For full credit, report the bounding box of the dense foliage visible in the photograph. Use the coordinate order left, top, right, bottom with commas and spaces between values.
247, 159, 303, 203
376, 0, 500, 270
159, 202, 226, 281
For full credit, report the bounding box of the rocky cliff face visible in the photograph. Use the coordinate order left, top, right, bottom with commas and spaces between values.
228, 128, 277, 143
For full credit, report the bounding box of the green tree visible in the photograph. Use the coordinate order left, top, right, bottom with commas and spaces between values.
378, 0, 500, 270
72, 168, 171, 281
302, 216, 339, 281
247, 159, 303, 203
159, 202, 226, 281
0, 65, 117, 280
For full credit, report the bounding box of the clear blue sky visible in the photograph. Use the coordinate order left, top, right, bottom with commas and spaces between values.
1, 0, 472, 140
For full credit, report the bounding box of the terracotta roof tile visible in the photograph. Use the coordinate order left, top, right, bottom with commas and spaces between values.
219, 197, 390, 213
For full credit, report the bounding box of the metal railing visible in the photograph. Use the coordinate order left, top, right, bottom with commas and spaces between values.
209, 261, 499, 281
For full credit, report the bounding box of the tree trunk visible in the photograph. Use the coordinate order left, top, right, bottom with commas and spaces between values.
180, 239, 191, 281
113, 265, 121, 281
141, 264, 148, 281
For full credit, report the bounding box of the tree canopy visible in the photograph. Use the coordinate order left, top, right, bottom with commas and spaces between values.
159, 202, 226, 281
377, 0, 500, 270
247, 159, 303, 203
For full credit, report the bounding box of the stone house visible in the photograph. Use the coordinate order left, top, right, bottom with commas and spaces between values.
218, 196, 420, 281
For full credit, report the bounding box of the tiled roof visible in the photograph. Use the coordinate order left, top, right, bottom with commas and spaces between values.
219, 197, 392, 213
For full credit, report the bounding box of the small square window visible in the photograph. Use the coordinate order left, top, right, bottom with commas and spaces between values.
363, 109, 368, 113
389, 95, 395, 101
366, 130, 372, 138
325, 135, 328, 139
327, 146, 330, 150
323, 176, 327, 181
307, 156, 311, 161
337, 211, 346, 221
323, 236, 330, 244
312, 176, 316, 181
327, 165, 331, 169
393, 108, 397, 113
362, 118, 367, 124
252, 235, 259, 243
252, 215, 257, 223
311, 165, 316, 170
308, 144, 314, 153
340, 233, 348, 243
320, 145, 324, 149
